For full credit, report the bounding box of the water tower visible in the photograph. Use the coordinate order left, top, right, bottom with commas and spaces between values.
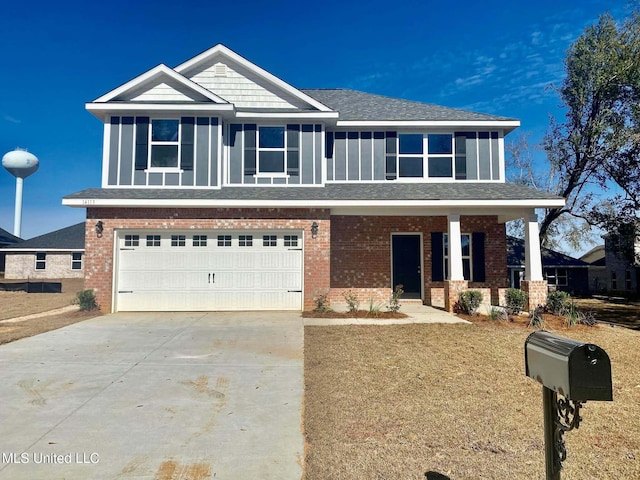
2, 149, 39, 238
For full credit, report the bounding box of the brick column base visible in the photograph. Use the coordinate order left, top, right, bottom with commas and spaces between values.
521, 280, 548, 311
445, 280, 469, 313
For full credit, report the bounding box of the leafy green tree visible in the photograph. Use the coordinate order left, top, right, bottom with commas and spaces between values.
508, 13, 640, 249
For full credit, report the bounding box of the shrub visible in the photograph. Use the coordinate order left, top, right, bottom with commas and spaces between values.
529, 305, 545, 328
368, 299, 384, 317
313, 291, 331, 312
489, 306, 508, 321
343, 290, 360, 313
563, 300, 580, 326
387, 285, 404, 313
578, 309, 598, 327
546, 291, 571, 315
75, 289, 98, 311
457, 290, 483, 316
505, 288, 527, 316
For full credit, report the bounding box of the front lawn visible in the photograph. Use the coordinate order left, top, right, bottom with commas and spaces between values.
304, 319, 640, 479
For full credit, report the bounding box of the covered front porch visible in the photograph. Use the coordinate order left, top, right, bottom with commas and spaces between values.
327, 207, 548, 313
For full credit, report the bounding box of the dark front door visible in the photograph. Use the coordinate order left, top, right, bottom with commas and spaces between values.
392, 234, 422, 299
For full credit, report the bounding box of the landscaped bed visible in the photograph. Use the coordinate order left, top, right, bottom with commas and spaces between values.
304, 315, 640, 479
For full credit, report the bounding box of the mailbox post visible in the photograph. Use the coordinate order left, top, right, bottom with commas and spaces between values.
525, 331, 612, 480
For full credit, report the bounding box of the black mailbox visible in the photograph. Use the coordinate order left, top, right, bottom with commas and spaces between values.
525, 331, 612, 402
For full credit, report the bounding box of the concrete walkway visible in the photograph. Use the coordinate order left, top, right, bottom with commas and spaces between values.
0, 312, 303, 480
303, 302, 470, 326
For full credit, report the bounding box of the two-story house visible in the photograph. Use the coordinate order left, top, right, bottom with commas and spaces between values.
63, 44, 563, 313
603, 223, 640, 296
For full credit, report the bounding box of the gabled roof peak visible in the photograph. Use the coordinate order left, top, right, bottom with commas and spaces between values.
92, 64, 228, 104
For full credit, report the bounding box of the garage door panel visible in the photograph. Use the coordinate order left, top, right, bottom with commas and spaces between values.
116, 231, 303, 311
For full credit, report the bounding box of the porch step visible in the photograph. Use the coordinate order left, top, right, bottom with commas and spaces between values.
399, 299, 424, 305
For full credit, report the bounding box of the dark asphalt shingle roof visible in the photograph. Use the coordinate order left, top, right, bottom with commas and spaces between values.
0, 227, 21, 246
64, 182, 561, 202
301, 89, 516, 122
507, 236, 588, 268
4, 223, 85, 250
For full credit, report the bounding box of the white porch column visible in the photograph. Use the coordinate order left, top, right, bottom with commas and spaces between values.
524, 212, 544, 281
448, 214, 464, 281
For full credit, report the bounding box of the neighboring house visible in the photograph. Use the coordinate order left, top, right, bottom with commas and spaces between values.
0, 227, 21, 275
580, 245, 607, 294
507, 236, 589, 295
1, 223, 85, 279
62, 44, 563, 313
603, 226, 640, 296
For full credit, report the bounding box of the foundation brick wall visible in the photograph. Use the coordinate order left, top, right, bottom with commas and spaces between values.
85, 207, 330, 312
430, 288, 445, 308
328, 287, 392, 306
330, 215, 508, 306
521, 280, 548, 310
445, 280, 469, 312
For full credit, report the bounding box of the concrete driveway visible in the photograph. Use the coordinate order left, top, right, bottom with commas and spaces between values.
0, 312, 304, 480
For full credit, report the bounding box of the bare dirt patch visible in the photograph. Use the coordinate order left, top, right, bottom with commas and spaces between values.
304, 318, 640, 479
0, 278, 85, 320
0, 310, 101, 345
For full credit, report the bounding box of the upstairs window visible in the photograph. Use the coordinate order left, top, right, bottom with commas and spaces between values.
258, 126, 286, 173
427, 134, 453, 178
150, 119, 179, 168
398, 134, 424, 177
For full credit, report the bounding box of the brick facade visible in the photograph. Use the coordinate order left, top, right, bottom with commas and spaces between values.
521, 280, 548, 310
445, 280, 469, 312
85, 207, 330, 312
330, 215, 508, 307
83, 209, 508, 313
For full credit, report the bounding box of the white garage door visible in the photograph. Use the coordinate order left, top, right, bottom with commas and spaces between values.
115, 230, 303, 311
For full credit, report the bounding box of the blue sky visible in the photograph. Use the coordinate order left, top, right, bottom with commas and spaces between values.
0, 0, 628, 241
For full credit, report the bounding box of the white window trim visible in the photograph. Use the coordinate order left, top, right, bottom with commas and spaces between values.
35, 252, 47, 270
443, 233, 473, 281
71, 252, 83, 270
426, 133, 455, 179
148, 118, 181, 171
257, 126, 287, 175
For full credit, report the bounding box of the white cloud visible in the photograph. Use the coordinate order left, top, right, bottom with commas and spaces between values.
2, 114, 21, 124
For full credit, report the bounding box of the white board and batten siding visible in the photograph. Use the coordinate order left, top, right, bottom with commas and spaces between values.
114, 230, 304, 312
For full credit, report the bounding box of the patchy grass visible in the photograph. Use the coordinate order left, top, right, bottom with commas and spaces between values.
304, 318, 640, 479
0, 310, 101, 345
0, 279, 84, 320
573, 297, 640, 330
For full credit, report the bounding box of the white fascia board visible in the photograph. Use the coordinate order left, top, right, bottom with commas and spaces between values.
62, 197, 565, 209
335, 120, 521, 130
175, 44, 334, 113
235, 111, 339, 120
85, 103, 235, 120
92, 64, 228, 104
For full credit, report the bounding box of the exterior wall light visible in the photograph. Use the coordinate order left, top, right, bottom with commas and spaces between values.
95, 221, 104, 238
311, 221, 319, 239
